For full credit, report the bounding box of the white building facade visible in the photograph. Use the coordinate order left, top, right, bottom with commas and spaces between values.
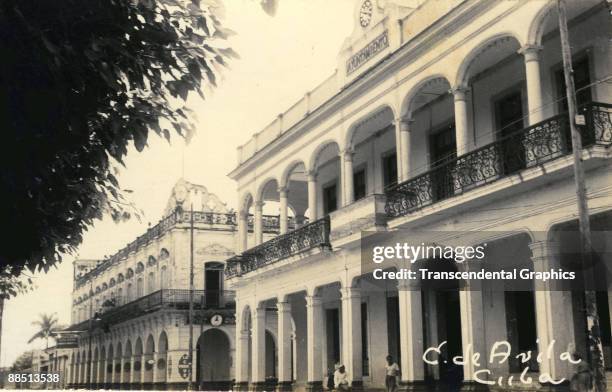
65, 180, 282, 390
225, 1, 612, 391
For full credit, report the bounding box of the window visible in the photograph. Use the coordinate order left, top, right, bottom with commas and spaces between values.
382, 152, 397, 189
136, 278, 143, 298
353, 168, 367, 201
323, 183, 338, 214
147, 272, 155, 294
429, 126, 456, 201
160, 266, 167, 290
555, 55, 592, 112
494, 90, 525, 174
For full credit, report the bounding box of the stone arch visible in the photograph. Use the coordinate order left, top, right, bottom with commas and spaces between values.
527, 1, 557, 46
157, 331, 169, 383
400, 74, 452, 117
98, 345, 106, 385
196, 328, 232, 387
454, 32, 524, 88
113, 341, 122, 384
133, 337, 143, 384
147, 255, 157, 267
240, 192, 254, 214
307, 139, 342, 173
256, 177, 280, 204
106, 343, 114, 384
345, 104, 396, 148
240, 304, 252, 333
123, 339, 132, 383
159, 248, 170, 260
143, 334, 155, 384
281, 160, 307, 188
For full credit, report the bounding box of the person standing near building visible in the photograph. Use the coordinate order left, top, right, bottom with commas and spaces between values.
384, 355, 400, 392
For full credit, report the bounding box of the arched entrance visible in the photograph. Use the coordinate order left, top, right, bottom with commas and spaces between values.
196, 328, 231, 391
265, 330, 277, 384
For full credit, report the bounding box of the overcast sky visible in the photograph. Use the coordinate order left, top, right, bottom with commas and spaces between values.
1, 0, 354, 367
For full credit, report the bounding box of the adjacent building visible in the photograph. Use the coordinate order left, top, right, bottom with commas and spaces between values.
65, 179, 281, 390
224, 0, 612, 391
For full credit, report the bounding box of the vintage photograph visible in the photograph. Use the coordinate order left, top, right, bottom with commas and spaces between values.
1, 0, 611, 391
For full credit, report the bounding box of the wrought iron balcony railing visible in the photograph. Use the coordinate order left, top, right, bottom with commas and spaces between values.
68, 289, 235, 331
75, 211, 299, 287
225, 216, 331, 278
385, 102, 612, 218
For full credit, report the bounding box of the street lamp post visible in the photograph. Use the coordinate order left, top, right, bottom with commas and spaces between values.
188, 203, 195, 390
86, 280, 93, 389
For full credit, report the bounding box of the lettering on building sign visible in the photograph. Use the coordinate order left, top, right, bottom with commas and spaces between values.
346, 30, 389, 75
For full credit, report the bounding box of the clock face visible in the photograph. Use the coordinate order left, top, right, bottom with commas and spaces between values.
210, 314, 223, 326
359, 0, 373, 28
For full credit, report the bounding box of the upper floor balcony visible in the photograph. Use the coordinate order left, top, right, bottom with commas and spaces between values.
73, 208, 301, 290
67, 289, 236, 332
386, 102, 612, 217
226, 101, 611, 279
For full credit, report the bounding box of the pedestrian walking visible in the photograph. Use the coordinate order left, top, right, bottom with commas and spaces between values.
384, 355, 400, 392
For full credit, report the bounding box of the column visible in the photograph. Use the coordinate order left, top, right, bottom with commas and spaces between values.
109, 357, 116, 388
341, 287, 362, 390
395, 117, 413, 182
254, 200, 264, 245
451, 87, 471, 156
238, 210, 248, 252
306, 294, 324, 392
307, 171, 318, 221
127, 355, 134, 386
127, 355, 134, 388
277, 301, 293, 391
341, 149, 354, 206
458, 262, 487, 388
519, 45, 545, 125
530, 239, 575, 383
152, 352, 159, 386
251, 305, 267, 390
397, 282, 425, 391
235, 328, 250, 390
279, 187, 289, 234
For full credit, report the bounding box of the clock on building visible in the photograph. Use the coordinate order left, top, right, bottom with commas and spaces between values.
210, 313, 223, 326
359, 0, 373, 28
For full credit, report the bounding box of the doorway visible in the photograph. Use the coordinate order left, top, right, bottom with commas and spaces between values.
494, 90, 526, 174
204, 262, 223, 308
429, 125, 457, 201
196, 329, 231, 390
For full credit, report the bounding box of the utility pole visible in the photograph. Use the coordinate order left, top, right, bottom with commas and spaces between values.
557, 1, 606, 390
188, 203, 195, 390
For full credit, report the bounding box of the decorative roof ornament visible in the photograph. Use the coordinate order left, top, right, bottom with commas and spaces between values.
164, 178, 230, 216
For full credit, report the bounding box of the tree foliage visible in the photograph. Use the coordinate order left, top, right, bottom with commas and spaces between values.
10, 350, 34, 372
28, 313, 62, 348
0, 0, 236, 277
